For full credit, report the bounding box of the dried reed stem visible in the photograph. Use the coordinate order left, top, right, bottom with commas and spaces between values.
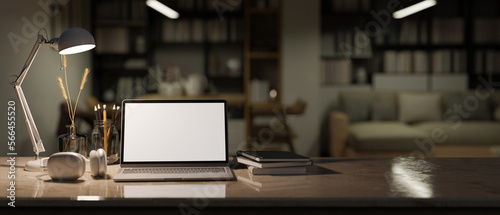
58, 56, 90, 129
58, 77, 73, 125
72, 68, 90, 120
62, 55, 73, 122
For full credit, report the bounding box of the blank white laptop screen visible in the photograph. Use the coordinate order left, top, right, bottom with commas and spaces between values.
122, 102, 227, 162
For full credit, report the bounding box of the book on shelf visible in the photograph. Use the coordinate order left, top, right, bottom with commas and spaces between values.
320, 59, 352, 84
431, 50, 467, 74
474, 18, 500, 44
95, 27, 129, 54
249, 79, 270, 103
236, 156, 313, 168
383, 51, 397, 73
382, 50, 465, 74
484, 50, 500, 75
236, 150, 312, 162
322, 31, 372, 58
432, 18, 463, 44
413, 51, 428, 74
247, 166, 307, 175
163, 19, 212, 43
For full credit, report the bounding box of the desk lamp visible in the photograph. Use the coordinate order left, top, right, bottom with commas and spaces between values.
9, 27, 95, 172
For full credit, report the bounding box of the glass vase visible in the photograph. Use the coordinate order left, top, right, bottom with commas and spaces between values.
58, 125, 87, 157
90, 120, 120, 164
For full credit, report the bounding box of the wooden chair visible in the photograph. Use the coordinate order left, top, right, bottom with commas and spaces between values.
247, 98, 307, 152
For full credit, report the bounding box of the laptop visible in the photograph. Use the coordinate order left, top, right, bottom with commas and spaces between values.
113, 99, 236, 182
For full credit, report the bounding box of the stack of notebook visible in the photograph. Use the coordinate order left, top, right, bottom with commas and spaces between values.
236, 151, 313, 175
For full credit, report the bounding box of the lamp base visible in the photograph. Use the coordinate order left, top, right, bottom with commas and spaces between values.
24, 158, 48, 172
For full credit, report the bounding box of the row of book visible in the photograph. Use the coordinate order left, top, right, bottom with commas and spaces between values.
321, 31, 372, 58
383, 50, 467, 74
375, 20, 427, 45
95, 27, 130, 54
236, 151, 312, 175
475, 50, 500, 74
474, 18, 500, 44
375, 18, 463, 45
320, 59, 352, 85
432, 18, 464, 44
162, 18, 242, 43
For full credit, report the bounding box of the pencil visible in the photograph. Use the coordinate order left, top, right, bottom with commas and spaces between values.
97, 104, 102, 121
103, 104, 107, 153
94, 106, 98, 122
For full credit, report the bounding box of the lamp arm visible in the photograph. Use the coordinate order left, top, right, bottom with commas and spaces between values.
14, 85, 45, 156
13, 34, 50, 86
10, 33, 51, 158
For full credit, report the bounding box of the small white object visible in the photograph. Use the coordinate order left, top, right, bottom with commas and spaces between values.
47, 152, 86, 181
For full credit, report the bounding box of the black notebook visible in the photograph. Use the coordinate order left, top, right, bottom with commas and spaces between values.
236, 150, 312, 162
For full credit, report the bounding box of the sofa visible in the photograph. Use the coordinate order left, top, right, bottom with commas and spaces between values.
329, 89, 500, 157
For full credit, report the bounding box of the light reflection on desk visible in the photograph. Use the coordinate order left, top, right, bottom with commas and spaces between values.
123, 184, 226, 198
237, 171, 312, 192
386, 157, 436, 198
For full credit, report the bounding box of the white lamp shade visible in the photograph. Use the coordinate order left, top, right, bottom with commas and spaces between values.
58, 27, 96, 55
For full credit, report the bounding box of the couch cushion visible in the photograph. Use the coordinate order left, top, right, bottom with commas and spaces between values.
372, 101, 396, 121
444, 92, 492, 121
349, 122, 428, 152
342, 97, 374, 122
340, 91, 397, 122
412, 121, 500, 146
398, 93, 442, 123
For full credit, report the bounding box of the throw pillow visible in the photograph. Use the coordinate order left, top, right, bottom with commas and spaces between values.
398, 93, 442, 123
372, 102, 396, 121
342, 97, 374, 122
445, 92, 492, 121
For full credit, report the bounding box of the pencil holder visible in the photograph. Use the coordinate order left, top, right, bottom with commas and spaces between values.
90, 120, 120, 164
58, 125, 87, 157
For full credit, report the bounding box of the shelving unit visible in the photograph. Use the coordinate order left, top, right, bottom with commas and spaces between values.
244, 0, 282, 105
91, 0, 149, 102
149, 1, 244, 94
320, 0, 372, 85
320, 0, 500, 89
470, 0, 500, 88
243, 0, 283, 149
91, 0, 245, 104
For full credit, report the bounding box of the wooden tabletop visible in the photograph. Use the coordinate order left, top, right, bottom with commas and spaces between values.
1, 157, 499, 211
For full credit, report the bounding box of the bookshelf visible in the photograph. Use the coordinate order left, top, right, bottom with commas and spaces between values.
91, 0, 149, 102
320, 0, 373, 85
471, 0, 500, 88
91, 0, 245, 103
243, 0, 282, 105
148, 0, 244, 95
243, 0, 283, 146
321, 0, 500, 89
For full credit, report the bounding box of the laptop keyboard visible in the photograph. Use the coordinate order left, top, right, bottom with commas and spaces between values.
122, 167, 226, 174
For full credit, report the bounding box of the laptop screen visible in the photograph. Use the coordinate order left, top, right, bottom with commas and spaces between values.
120, 100, 227, 163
